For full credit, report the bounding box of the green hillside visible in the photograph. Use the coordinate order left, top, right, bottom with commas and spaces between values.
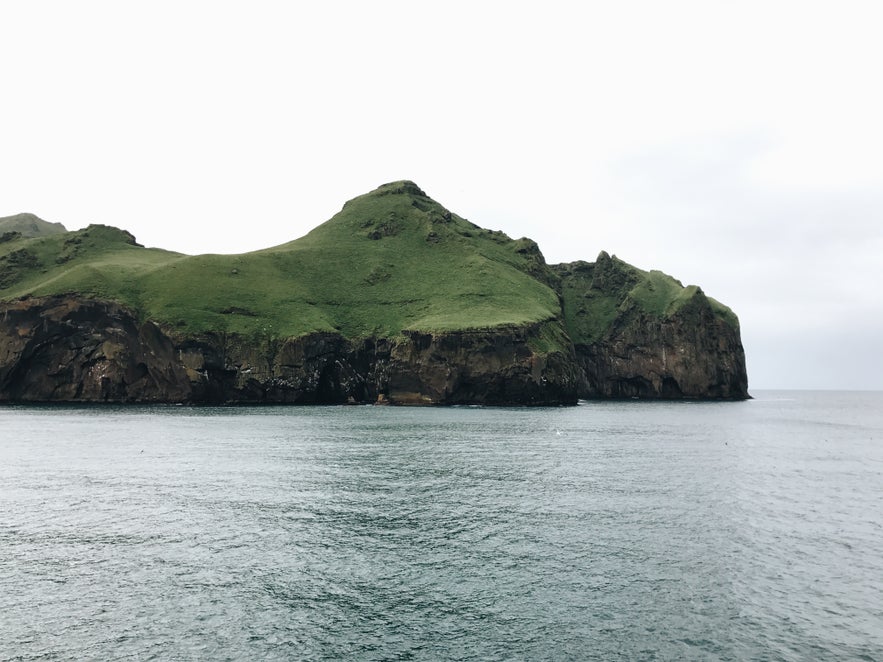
0, 182, 561, 339
555, 252, 739, 345
0, 181, 740, 349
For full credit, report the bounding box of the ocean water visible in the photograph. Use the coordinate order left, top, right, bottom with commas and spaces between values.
1, 391, 881, 661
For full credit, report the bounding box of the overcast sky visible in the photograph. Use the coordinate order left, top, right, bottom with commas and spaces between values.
2, 1, 881, 390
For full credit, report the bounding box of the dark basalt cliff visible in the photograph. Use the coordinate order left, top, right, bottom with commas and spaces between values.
554, 254, 749, 400
574, 293, 748, 399
0, 297, 581, 405
0, 184, 749, 404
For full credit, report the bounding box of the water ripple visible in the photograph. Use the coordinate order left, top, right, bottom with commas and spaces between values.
1, 392, 881, 660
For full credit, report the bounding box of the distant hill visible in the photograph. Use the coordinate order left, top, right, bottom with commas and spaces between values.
0, 182, 749, 404
0, 213, 67, 239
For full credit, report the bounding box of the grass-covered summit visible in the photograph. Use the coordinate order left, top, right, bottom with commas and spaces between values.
0, 182, 562, 338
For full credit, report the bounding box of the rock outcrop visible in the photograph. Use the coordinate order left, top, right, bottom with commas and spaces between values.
570, 290, 748, 399
0, 297, 187, 402
0, 297, 581, 404
554, 253, 749, 399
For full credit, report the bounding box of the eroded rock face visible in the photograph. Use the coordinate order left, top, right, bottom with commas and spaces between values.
0, 297, 187, 402
383, 328, 580, 405
575, 290, 749, 399
553, 255, 749, 400
0, 296, 581, 404
0, 263, 749, 403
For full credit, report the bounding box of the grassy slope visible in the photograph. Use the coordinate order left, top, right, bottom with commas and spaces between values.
556, 253, 739, 346
0, 182, 561, 339
0, 183, 739, 346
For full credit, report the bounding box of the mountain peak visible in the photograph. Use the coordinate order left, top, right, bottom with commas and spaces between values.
340, 181, 431, 214
369, 180, 428, 198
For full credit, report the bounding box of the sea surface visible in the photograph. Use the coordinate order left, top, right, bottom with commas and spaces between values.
1, 391, 881, 661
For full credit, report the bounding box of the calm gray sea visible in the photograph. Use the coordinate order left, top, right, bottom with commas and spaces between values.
1, 391, 881, 661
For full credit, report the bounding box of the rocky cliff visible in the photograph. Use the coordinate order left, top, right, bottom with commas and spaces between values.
0, 182, 748, 404
555, 253, 748, 399
0, 297, 580, 404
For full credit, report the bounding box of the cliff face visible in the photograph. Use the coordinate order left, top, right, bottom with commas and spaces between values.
571, 292, 748, 398
0, 297, 580, 404
0, 298, 187, 402
554, 253, 749, 399
0, 287, 746, 404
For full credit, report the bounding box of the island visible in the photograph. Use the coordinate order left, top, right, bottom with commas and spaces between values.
0, 181, 748, 404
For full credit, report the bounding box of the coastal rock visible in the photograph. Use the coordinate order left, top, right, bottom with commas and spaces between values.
0, 297, 580, 404
574, 289, 748, 398
0, 297, 187, 402
554, 254, 749, 399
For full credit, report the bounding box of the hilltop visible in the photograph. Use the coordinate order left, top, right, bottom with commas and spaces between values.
0, 213, 67, 239
0, 182, 748, 404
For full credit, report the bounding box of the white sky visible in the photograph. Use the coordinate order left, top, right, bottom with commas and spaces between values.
2, 1, 881, 390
